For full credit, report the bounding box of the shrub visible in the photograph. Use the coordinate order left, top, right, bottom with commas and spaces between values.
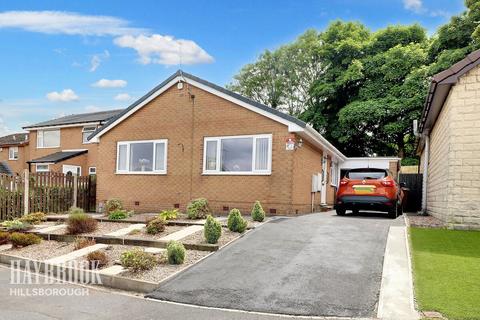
204, 215, 222, 244
187, 198, 210, 219
19, 212, 46, 225
86, 250, 108, 269
251, 201, 265, 222
108, 209, 132, 220
1, 219, 32, 232
10, 233, 41, 248
146, 217, 166, 234
227, 209, 248, 233
66, 212, 98, 235
69, 207, 85, 215
73, 237, 96, 250
0, 231, 10, 245
167, 241, 186, 265
120, 248, 157, 272
105, 199, 123, 214
159, 209, 178, 220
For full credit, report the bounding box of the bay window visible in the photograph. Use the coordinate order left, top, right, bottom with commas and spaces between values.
37, 129, 60, 148
116, 139, 167, 174
203, 134, 272, 175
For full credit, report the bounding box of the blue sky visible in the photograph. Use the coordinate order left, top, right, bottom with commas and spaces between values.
0, 0, 466, 135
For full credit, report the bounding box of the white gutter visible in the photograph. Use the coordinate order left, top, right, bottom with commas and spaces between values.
421, 132, 429, 214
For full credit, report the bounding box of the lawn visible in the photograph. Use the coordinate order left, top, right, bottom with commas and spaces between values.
410, 228, 480, 320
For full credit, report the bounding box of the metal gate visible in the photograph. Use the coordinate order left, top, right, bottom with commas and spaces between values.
399, 173, 423, 212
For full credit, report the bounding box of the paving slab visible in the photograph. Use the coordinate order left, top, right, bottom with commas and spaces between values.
159, 225, 203, 241
148, 211, 404, 317
377, 226, 419, 320
99, 265, 125, 276
105, 224, 145, 237
37, 224, 67, 234
45, 244, 108, 264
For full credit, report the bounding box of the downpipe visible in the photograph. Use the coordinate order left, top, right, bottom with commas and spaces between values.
421, 133, 429, 215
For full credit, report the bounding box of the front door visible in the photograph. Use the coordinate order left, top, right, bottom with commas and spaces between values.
321, 156, 328, 205
62, 165, 81, 176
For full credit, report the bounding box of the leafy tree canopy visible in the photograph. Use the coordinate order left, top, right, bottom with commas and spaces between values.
229, 1, 480, 158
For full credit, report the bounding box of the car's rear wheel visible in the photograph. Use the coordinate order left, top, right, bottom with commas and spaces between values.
388, 202, 401, 219
352, 209, 359, 215
336, 207, 346, 216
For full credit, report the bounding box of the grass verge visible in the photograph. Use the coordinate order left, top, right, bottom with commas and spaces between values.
410, 227, 480, 320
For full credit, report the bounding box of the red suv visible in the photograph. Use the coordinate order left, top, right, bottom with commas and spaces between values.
335, 168, 404, 218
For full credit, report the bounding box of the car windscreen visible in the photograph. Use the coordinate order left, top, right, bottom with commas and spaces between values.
346, 169, 387, 180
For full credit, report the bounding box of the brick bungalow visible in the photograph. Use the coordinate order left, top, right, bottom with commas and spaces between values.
417, 49, 480, 229
88, 71, 346, 215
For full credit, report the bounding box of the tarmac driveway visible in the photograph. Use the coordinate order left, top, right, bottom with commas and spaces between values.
148, 211, 404, 317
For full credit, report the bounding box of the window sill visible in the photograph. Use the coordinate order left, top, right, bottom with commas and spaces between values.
8, 159, 18, 161
202, 172, 271, 176
115, 171, 167, 175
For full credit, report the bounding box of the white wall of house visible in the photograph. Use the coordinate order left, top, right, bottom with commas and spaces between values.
340, 157, 400, 171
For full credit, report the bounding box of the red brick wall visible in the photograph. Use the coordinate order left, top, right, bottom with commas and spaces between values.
0, 144, 28, 174
96, 83, 331, 215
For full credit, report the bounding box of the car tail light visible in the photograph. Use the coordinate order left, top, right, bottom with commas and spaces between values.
382, 180, 394, 187
340, 179, 348, 186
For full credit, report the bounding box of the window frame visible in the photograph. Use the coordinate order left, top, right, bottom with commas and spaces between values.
8, 146, 18, 160
202, 134, 272, 175
116, 139, 168, 175
37, 129, 60, 149
82, 126, 97, 144
35, 164, 50, 172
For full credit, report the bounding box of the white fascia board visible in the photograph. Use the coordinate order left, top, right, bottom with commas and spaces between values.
300, 125, 347, 162
90, 76, 307, 141
24, 122, 101, 131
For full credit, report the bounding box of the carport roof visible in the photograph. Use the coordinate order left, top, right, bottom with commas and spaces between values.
27, 150, 88, 164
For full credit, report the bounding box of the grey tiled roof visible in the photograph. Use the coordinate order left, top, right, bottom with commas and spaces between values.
0, 161, 13, 175
0, 133, 29, 146
28, 150, 88, 164
89, 70, 307, 140
23, 109, 124, 129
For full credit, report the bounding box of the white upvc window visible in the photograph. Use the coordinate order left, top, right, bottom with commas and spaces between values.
203, 134, 272, 175
89, 167, 97, 175
8, 147, 18, 160
37, 129, 60, 148
116, 139, 168, 174
82, 126, 97, 144
35, 164, 50, 172
330, 161, 339, 186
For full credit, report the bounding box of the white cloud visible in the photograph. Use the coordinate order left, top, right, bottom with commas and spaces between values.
114, 93, 132, 101
89, 50, 110, 72
114, 34, 214, 65
0, 11, 144, 36
85, 105, 103, 112
46, 89, 79, 102
92, 79, 127, 88
0, 117, 10, 136
403, 0, 423, 13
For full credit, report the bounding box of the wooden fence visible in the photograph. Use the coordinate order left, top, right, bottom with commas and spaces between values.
399, 173, 423, 213
0, 171, 96, 221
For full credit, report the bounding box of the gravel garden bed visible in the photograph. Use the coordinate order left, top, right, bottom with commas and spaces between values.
122, 213, 157, 222
5, 240, 75, 261
75, 244, 133, 269
49, 222, 134, 236
182, 228, 242, 247
406, 212, 447, 228
123, 225, 185, 240
121, 249, 209, 283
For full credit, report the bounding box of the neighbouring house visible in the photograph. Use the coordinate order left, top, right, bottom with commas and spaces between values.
0, 133, 29, 175
22, 109, 123, 175
417, 49, 480, 229
88, 71, 347, 214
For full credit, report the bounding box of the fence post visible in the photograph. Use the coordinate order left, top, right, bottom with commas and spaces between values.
73, 173, 78, 209
23, 169, 29, 216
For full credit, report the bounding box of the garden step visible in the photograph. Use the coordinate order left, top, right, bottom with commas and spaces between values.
105, 224, 146, 237
0, 244, 12, 252
144, 247, 166, 254
99, 265, 125, 276
45, 244, 109, 265
37, 224, 67, 234
159, 225, 203, 241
